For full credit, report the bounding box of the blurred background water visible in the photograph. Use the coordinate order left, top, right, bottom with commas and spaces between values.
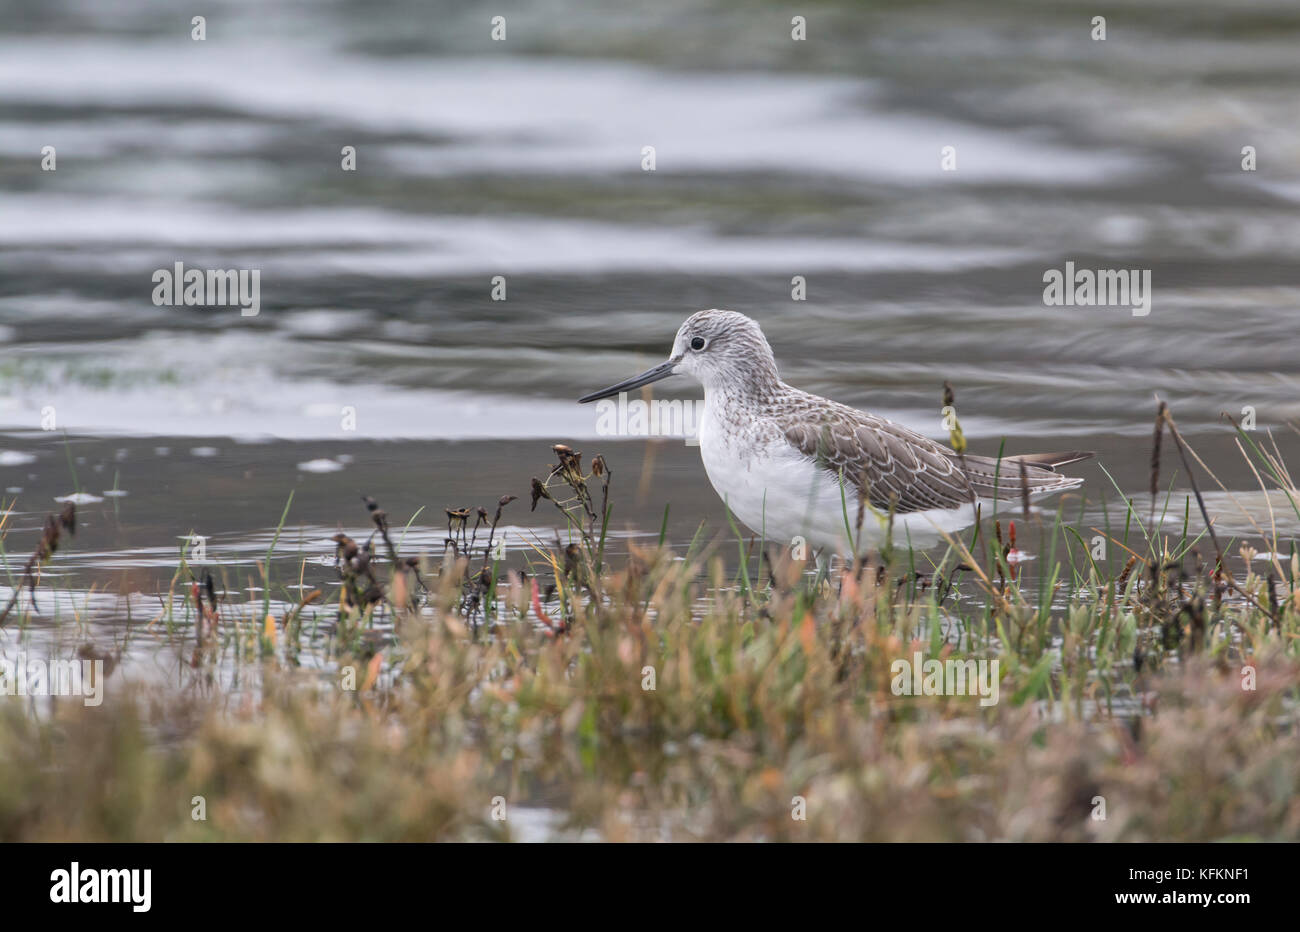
1, 0, 1299, 630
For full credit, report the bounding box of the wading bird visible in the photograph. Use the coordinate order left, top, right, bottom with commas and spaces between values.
579, 309, 1090, 556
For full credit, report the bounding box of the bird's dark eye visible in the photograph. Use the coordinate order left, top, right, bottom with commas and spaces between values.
690, 336, 707, 351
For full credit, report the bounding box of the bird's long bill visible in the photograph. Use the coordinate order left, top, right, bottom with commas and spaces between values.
578, 358, 679, 404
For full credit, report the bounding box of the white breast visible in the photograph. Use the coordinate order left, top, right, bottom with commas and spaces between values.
697, 397, 850, 553
696, 397, 977, 556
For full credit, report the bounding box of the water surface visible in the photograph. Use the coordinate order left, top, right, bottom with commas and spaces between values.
2, 0, 1298, 660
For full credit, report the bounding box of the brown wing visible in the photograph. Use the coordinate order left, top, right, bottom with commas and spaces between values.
782, 402, 975, 514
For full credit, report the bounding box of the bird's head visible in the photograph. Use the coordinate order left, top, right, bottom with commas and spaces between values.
578, 309, 778, 403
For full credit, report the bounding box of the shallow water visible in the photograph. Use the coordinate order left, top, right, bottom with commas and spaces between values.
2, 0, 1299, 665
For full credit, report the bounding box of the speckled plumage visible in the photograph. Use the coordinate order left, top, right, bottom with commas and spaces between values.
586, 309, 1090, 555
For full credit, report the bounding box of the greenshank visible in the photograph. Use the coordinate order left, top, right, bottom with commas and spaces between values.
579, 309, 1090, 555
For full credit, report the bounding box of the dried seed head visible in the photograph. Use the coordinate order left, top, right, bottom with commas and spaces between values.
552, 444, 583, 477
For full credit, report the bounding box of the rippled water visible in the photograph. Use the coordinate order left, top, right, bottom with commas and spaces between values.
2, 0, 1299, 649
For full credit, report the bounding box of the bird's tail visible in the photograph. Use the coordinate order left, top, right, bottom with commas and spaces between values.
1000, 451, 1094, 471
958, 450, 1093, 499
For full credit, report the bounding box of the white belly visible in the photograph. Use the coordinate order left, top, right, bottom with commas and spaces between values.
697, 405, 977, 556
